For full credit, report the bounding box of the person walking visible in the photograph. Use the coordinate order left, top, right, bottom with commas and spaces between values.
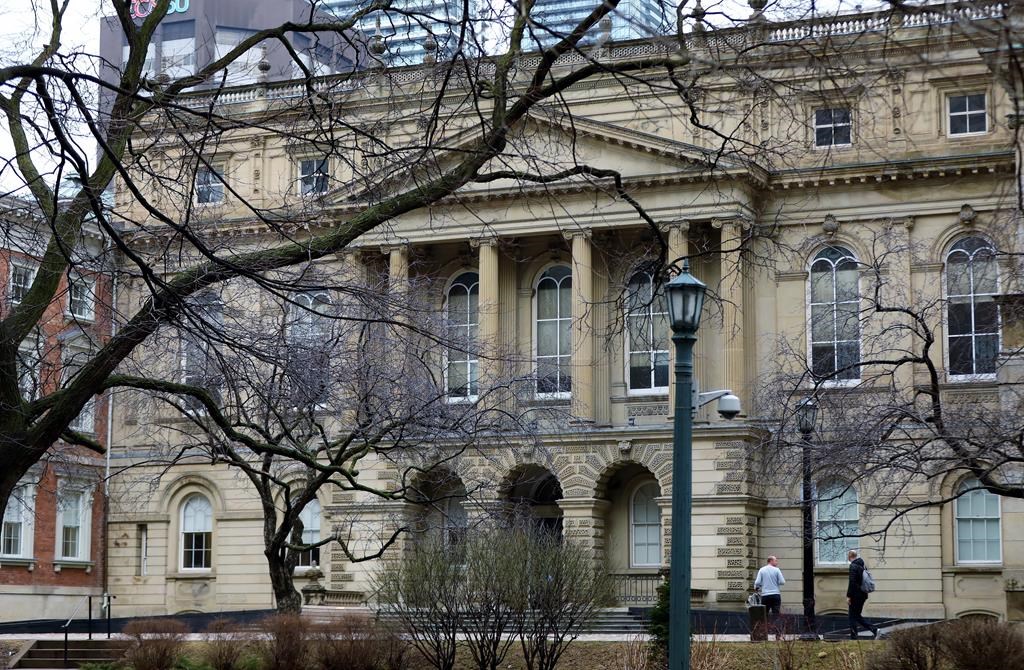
754, 555, 786, 635
847, 549, 879, 639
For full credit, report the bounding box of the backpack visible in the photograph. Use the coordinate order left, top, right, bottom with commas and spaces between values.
861, 567, 876, 594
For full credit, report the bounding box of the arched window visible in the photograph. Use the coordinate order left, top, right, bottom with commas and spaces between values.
296, 499, 322, 568
535, 265, 572, 395
956, 478, 1001, 564
631, 483, 661, 567
181, 494, 213, 570
626, 270, 669, 393
810, 247, 860, 380
816, 482, 859, 564
446, 272, 479, 400
287, 291, 332, 406
946, 237, 999, 377
444, 497, 468, 548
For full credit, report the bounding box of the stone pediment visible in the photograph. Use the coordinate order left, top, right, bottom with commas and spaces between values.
324, 111, 747, 207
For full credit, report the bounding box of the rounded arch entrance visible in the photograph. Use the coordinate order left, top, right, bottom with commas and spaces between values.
596, 461, 664, 574
409, 468, 469, 546
499, 464, 564, 537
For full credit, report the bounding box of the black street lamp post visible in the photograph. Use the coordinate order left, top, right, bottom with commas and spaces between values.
796, 396, 819, 640
665, 261, 707, 670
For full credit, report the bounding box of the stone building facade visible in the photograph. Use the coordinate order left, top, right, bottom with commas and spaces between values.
103, 2, 1024, 622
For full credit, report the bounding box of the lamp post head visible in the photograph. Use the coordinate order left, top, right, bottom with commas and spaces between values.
796, 396, 818, 436
666, 260, 707, 335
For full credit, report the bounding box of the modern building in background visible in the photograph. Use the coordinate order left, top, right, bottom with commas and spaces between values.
98, 0, 363, 104
526, 0, 670, 50
323, 0, 466, 65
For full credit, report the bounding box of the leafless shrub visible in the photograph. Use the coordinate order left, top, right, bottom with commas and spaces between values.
201, 618, 248, 670
310, 613, 411, 670
833, 645, 866, 670
941, 618, 1024, 670
121, 618, 189, 670
611, 635, 652, 670
865, 624, 946, 670
689, 634, 735, 670
254, 613, 309, 670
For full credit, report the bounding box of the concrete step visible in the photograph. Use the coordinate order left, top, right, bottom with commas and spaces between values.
14, 639, 129, 669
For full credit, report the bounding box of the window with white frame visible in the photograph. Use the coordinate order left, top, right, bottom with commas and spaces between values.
815, 482, 859, 564
64, 345, 97, 434
948, 93, 987, 136
67, 273, 95, 321
631, 482, 661, 567
181, 296, 223, 411
446, 272, 479, 400
625, 270, 669, 393
946, 237, 999, 377
956, 478, 1001, 563
299, 158, 330, 195
16, 344, 40, 401
10, 261, 37, 305
810, 247, 860, 381
1, 484, 34, 558
443, 497, 468, 548
181, 494, 213, 570
296, 499, 321, 568
814, 107, 852, 147
137, 524, 149, 576
195, 164, 225, 204
286, 291, 331, 407
535, 265, 572, 396
56, 486, 90, 561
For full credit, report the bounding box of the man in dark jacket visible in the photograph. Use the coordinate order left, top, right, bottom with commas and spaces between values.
847, 550, 879, 639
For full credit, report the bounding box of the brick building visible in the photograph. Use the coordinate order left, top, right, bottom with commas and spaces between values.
0, 195, 114, 621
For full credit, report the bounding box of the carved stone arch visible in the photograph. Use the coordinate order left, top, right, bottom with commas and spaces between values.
585, 441, 671, 500
520, 256, 571, 294
160, 473, 224, 514
433, 258, 480, 311
930, 223, 1000, 263
805, 238, 866, 270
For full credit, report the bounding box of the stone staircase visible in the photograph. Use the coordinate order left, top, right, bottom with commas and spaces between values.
13, 639, 129, 669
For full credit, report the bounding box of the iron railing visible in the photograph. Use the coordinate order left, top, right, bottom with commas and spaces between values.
61, 593, 116, 666
610, 573, 663, 606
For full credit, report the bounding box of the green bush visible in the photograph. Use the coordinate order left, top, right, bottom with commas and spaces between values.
646, 580, 670, 658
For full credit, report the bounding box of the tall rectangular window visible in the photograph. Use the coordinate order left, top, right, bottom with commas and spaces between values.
68, 273, 95, 320
299, 158, 330, 196
58, 490, 84, 560
948, 94, 987, 136
196, 164, 225, 204
956, 479, 1001, 563
814, 108, 852, 147
10, 262, 37, 305
625, 271, 669, 393
64, 346, 97, 434
1, 485, 30, 557
137, 524, 149, 576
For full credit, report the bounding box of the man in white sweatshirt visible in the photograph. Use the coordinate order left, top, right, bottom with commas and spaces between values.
754, 555, 786, 624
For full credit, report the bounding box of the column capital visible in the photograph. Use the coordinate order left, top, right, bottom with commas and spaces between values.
469, 235, 501, 249
659, 220, 691, 235
711, 214, 753, 231
379, 242, 410, 256
562, 227, 592, 242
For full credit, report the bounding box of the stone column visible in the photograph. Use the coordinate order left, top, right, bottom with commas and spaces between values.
663, 221, 689, 420
558, 497, 610, 568
714, 218, 748, 413
474, 237, 501, 393
384, 244, 410, 293
567, 230, 595, 423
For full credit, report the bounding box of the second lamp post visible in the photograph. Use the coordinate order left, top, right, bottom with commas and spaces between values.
796, 396, 819, 640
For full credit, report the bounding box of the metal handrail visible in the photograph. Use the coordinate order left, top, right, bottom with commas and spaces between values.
61, 592, 116, 667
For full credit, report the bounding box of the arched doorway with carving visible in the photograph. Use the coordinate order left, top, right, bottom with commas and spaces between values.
499, 464, 564, 538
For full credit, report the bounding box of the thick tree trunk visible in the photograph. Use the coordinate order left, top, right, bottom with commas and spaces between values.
267, 552, 303, 613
